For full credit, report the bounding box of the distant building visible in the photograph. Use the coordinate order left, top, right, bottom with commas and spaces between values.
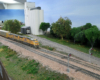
0, 0, 44, 35
25, 2, 44, 35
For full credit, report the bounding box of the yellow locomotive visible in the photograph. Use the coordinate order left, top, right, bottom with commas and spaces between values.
0, 30, 39, 48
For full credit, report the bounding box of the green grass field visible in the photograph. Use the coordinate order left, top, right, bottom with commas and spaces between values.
38, 35, 100, 58
0, 44, 71, 80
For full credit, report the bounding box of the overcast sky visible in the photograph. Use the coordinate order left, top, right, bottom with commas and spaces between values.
27, 0, 100, 29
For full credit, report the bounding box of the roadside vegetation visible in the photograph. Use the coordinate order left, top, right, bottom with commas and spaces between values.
39, 43, 55, 51
39, 17, 100, 58
0, 44, 71, 80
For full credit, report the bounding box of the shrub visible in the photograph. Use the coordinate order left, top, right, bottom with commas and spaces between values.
52, 17, 72, 40
40, 22, 50, 34
85, 25, 99, 48
3, 19, 21, 33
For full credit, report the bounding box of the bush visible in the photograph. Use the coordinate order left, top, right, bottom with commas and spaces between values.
85, 25, 99, 48
81, 23, 92, 30
74, 31, 86, 44
52, 17, 72, 40
50, 25, 60, 38
40, 22, 50, 34
70, 27, 81, 40
3, 19, 21, 33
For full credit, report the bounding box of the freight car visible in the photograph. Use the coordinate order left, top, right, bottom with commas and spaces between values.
0, 30, 39, 48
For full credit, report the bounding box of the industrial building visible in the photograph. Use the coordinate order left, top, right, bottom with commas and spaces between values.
25, 2, 44, 35
0, 0, 44, 35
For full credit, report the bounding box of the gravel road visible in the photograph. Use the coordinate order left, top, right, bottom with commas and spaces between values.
28, 34, 100, 66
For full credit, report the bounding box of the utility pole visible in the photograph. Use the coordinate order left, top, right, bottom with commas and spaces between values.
67, 53, 71, 73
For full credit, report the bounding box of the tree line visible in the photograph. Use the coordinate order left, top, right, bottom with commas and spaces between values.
40, 17, 100, 48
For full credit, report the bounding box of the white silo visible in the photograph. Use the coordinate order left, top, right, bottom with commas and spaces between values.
24, 2, 44, 35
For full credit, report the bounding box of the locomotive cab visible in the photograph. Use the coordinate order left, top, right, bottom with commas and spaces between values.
30, 38, 39, 48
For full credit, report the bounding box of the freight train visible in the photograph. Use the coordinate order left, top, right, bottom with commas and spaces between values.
0, 30, 39, 48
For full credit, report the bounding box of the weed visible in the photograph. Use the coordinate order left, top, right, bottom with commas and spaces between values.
21, 60, 39, 74
7, 59, 10, 61
0, 48, 3, 52
6, 50, 16, 58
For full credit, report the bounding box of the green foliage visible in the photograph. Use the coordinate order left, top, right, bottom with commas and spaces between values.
21, 60, 39, 74
98, 31, 100, 40
52, 17, 72, 40
40, 22, 50, 33
74, 31, 85, 44
6, 50, 16, 58
3, 21, 9, 30
71, 27, 81, 38
81, 23, 92, 30
3, 19, 21, 33
50, 26, 56, 36
50, 24, 59, 38
85, 25, 99, 47
71, 23, 95, 44
1, 46, 16, 58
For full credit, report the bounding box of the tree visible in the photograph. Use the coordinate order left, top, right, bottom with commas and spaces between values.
98, 31, 100, 40
85, 25, 99, 48
70, 27, 81, 43
81, 23, 92, 30
3, 21, 9, 30
50, 25, 58, 38
40, 22, 50, 34
3, 19, 21, 33
52, 17, 72, 40
74, 31, 85, 44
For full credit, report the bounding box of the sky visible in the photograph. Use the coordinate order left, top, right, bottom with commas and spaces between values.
0, 9, 24, 23
27, 0, 100, 29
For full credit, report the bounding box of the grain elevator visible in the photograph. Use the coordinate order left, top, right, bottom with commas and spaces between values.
24, 2, 44, 35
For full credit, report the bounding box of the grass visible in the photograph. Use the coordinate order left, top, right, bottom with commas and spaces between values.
0, 44, 71, 80
37, 35, 100, 58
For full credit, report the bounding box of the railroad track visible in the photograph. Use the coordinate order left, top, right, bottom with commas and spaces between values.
0, 36, 100, 80
39, 48, 100, 71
